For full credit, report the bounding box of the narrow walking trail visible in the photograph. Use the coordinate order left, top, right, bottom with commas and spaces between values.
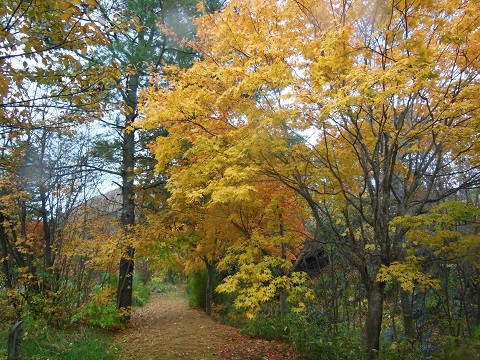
112, 292, 298, 360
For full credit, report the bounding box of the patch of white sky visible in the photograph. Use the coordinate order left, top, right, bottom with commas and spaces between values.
274, 52, 320, 149
6, 58, 119, 197
3, 2, 204, 198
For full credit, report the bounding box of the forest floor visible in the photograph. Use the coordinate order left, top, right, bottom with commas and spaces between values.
112, 292, 299, 360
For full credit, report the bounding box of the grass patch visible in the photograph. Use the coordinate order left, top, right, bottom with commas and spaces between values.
0, 320, 118, 360
150, 278, 178, 294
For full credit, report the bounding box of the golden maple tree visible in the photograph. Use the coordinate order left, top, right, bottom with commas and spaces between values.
140, 0, 480, 357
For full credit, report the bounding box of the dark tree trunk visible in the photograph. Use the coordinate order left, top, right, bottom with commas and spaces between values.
476, 270, 480, 328
365, 281, 385, 359
117, 246, 135, 315
400, 288, 415, 342
0, 213, 13, 289
37, 132, 54, 292
205, 262, 215, 316
39, 184, 52, 272
117, 72, 139, 320
19, 204, 40, 293
279, 229, 287, 318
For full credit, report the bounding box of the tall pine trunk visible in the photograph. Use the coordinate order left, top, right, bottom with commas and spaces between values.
117, 72, 138, 320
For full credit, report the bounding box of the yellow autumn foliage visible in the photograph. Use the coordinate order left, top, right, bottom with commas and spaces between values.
138, 0, 480, 341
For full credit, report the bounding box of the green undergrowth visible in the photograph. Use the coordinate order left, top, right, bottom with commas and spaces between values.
0, 277, 171, 360
233, 311, 480, 360
71, 275, 152, 330
132, 276, 152, 307
187, 270, 232, 311
238, 312, 368, 360
0, 319, 118, 360
149, 276, 179, 294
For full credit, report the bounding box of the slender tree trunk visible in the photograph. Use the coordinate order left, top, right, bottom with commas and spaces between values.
205, 262, 215, 316
331, 248, 338, 332
279, 227, 287, 318
365, 281, 385, 359
39, 184, 52, 271
37, 132, 53, 278
0, 213, 13, 289
19, 203, 40, 293
476, 270, 480, 328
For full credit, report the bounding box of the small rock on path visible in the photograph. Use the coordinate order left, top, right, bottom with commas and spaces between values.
112, 292, 298, 360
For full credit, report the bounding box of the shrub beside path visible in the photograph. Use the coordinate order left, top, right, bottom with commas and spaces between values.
112, 292, 298, 360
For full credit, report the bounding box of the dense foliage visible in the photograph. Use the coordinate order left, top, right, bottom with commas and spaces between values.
1, 0, 479, 359
140, 0, 480, 358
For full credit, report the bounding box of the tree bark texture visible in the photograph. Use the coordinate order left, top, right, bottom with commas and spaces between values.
117, 72, 138, 319
365, 282, 385, 359
205, 262, 215, 316
400, 289, 415, 341
0, 213, 13, 289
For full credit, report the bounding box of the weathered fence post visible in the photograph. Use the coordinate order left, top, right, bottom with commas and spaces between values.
7, 320, 23, 360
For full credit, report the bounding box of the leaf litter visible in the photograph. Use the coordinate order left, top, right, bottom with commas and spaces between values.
112, 292, 298, 360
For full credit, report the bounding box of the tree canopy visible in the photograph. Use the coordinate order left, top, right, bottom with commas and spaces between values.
140, 0, 480, 357
1, 0, 480, 359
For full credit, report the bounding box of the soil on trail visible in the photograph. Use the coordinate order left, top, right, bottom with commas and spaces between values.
113, 292, 298, 360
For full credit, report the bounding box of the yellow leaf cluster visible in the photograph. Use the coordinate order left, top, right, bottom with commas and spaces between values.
377, 256, 440, 292
217, 254, 312, 317
392, 201, 480, 263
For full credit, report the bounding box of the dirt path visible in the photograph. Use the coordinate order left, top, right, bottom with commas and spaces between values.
112, 292, 298, 360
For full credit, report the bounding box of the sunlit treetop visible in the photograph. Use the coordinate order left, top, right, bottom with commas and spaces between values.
140, 0, 479, 206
